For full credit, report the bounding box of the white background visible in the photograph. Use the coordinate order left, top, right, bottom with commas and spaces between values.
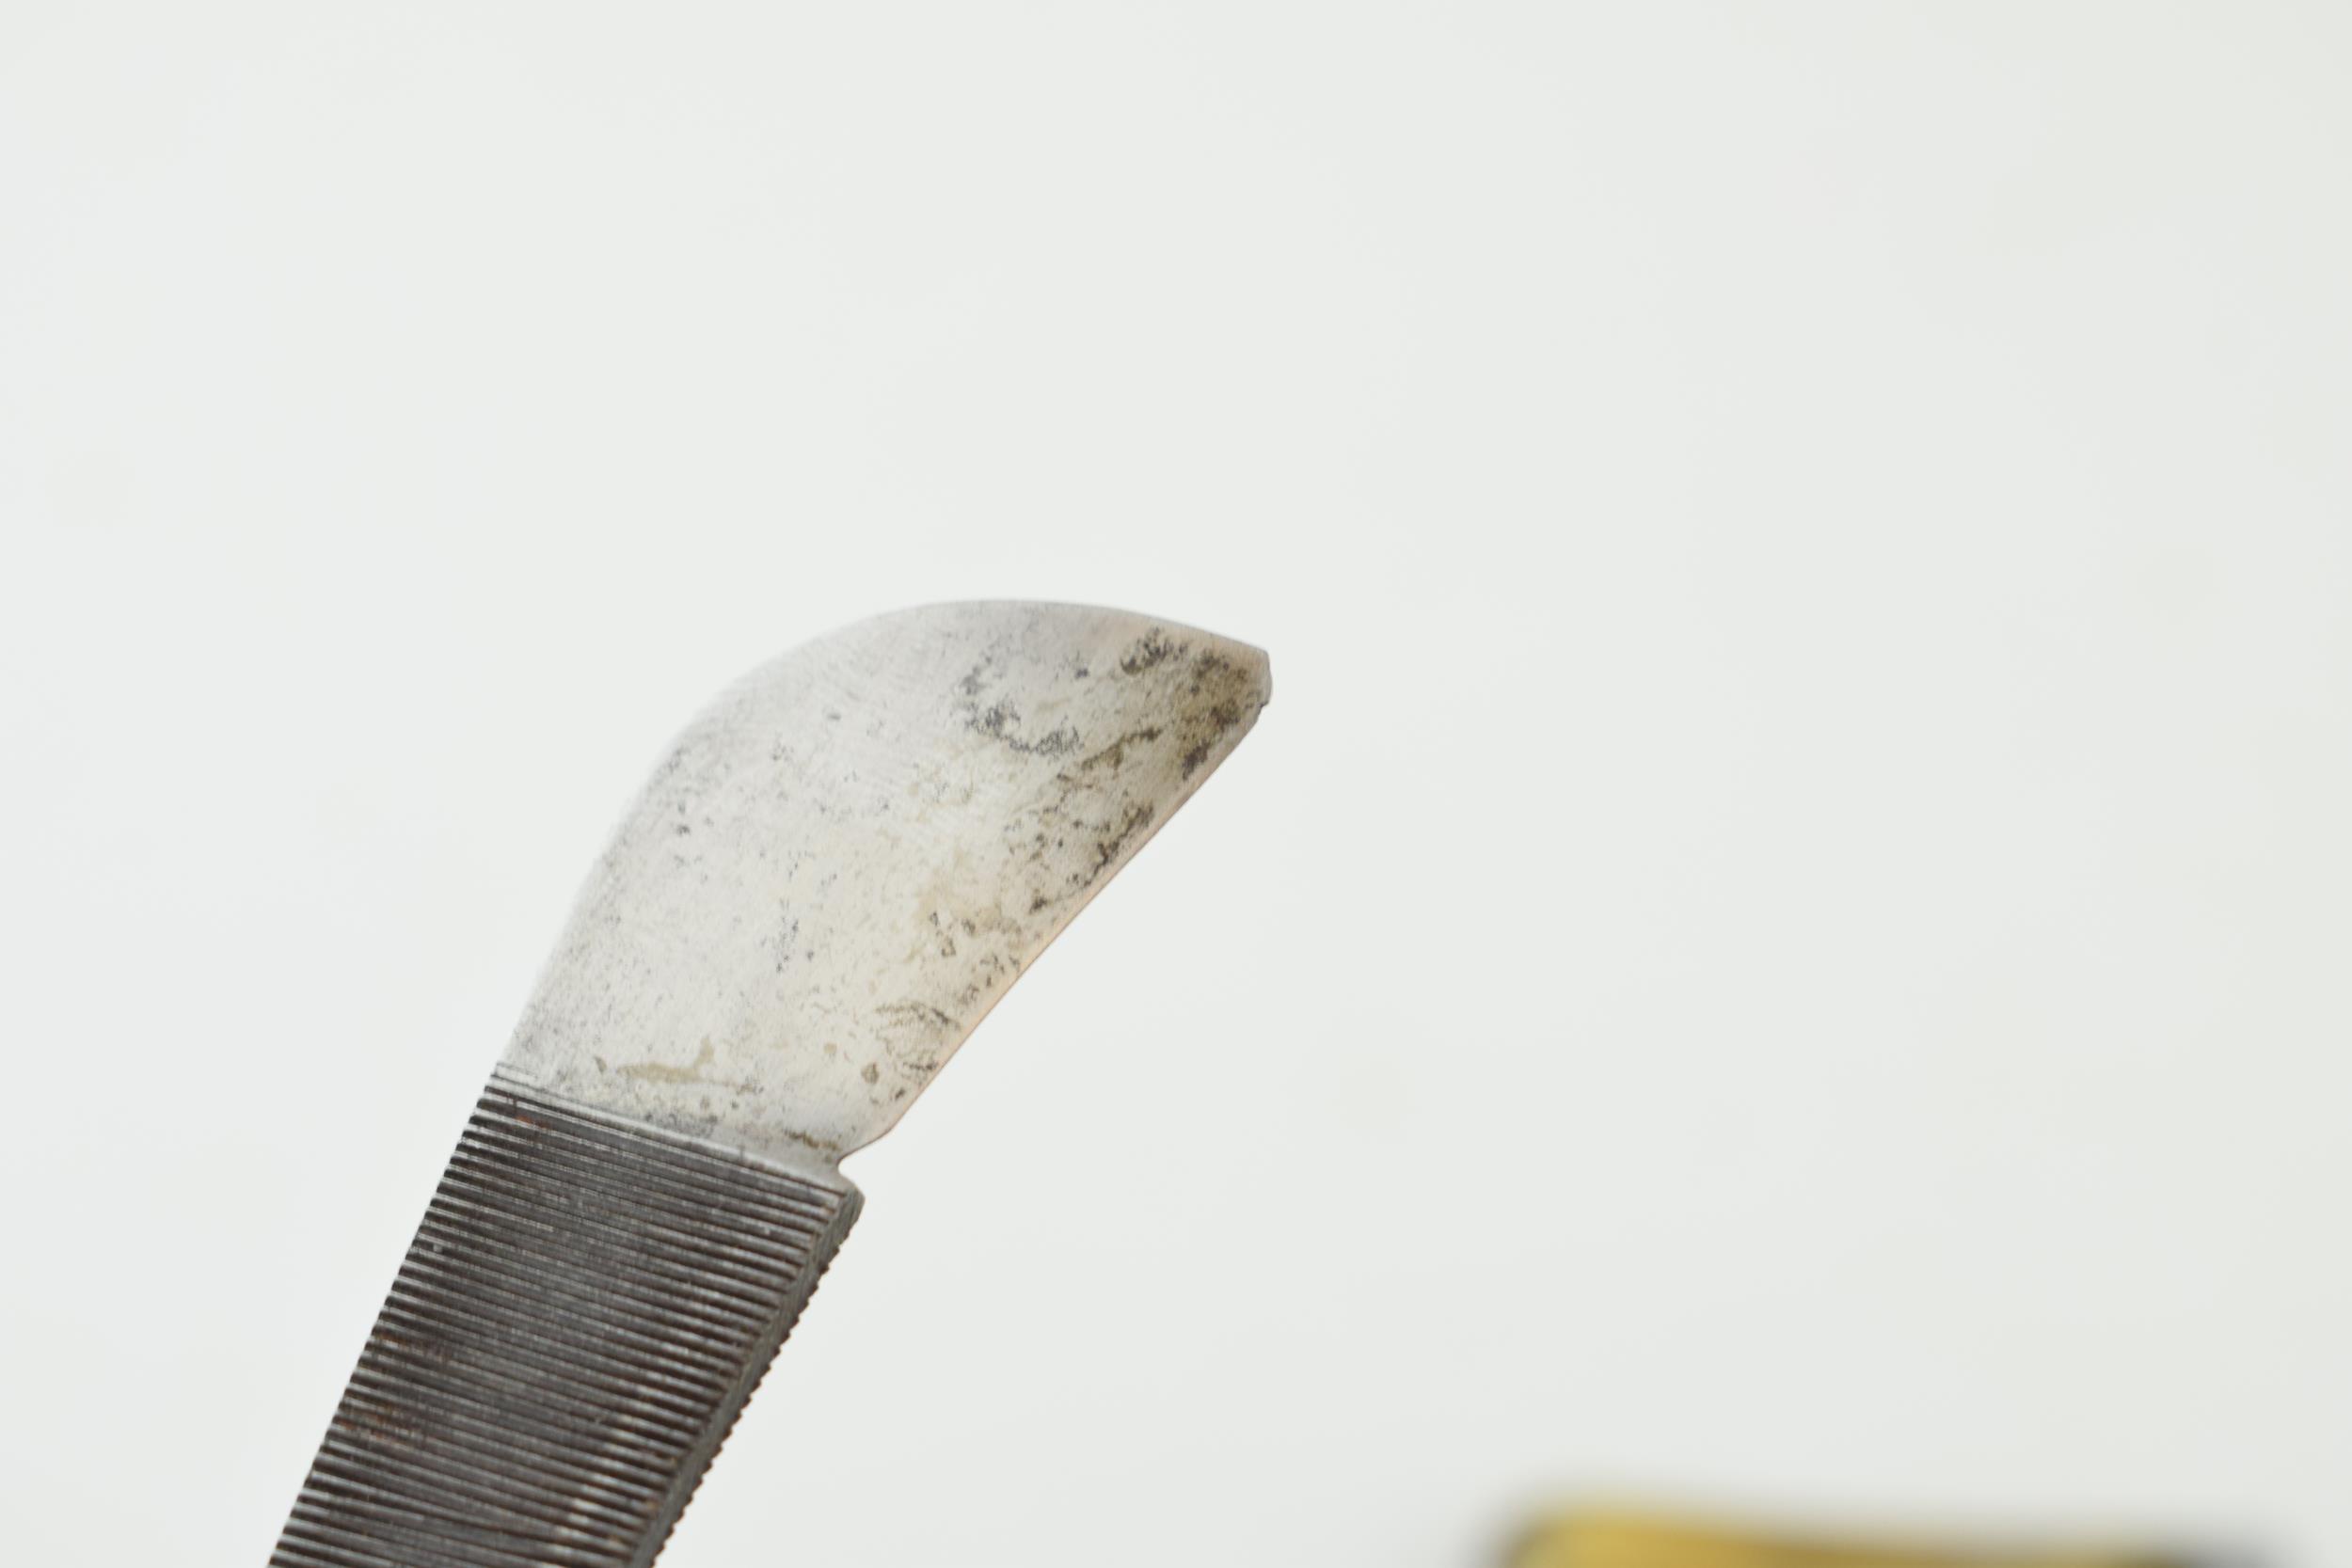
4, 5, 2348, 1565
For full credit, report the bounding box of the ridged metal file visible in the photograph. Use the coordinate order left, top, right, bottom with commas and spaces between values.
270, 1078, 859, 1568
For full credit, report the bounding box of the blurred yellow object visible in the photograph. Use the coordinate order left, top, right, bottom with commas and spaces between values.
1508, 1508, 2201, 1568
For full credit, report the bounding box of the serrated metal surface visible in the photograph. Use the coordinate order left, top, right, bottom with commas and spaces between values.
270, 1078, 858, 1568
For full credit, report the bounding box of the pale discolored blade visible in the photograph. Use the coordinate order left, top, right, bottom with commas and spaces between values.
269, 603, 1269, 1568
503, 600, 1271, 1167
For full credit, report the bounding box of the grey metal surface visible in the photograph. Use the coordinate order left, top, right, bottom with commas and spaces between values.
269, 602, 1270, 1567
273, 1079, 857, 1568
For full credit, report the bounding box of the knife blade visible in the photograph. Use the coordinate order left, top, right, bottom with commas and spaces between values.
267, 601, 1271, 1568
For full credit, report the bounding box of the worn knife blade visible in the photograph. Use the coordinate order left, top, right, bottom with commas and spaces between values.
267, 601, 1271, 1568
